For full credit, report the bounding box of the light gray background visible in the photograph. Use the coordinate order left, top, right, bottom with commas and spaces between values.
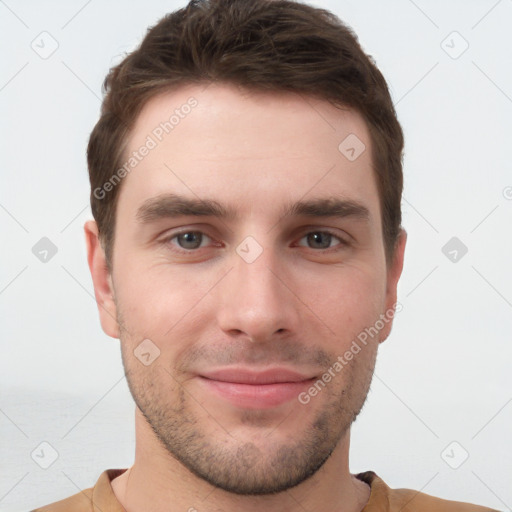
1, 0, 511, 510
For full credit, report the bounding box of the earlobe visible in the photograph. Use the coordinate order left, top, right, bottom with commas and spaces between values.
379, 228, 407, 343
84, 220, 120, 339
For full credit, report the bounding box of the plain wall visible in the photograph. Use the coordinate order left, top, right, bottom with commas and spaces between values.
1, 0, 511, 510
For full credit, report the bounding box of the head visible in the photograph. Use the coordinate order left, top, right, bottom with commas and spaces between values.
86, 0, 406, 496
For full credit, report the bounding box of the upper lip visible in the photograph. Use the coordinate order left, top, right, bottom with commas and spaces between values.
199, 367, 315, 385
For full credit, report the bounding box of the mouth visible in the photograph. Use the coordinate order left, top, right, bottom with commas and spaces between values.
197, 367, 317, 409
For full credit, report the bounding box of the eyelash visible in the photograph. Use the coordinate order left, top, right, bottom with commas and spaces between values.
159, 228, 350, 254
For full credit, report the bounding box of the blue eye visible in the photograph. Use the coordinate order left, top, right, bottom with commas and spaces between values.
161, 229, 347, 255
298, 231, 345, 249
171, 231, 211, 250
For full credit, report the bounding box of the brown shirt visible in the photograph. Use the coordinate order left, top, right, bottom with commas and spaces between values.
32, 468, 500, 511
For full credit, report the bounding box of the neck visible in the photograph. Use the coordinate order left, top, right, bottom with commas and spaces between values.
112, 407, 370, 512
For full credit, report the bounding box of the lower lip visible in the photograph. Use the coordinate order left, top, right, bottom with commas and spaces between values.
198, 377, 315, 409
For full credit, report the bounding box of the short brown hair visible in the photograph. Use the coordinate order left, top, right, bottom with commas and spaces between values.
87, 0, 404, 270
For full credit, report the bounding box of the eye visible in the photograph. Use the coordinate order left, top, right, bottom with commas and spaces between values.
169, 231, 212, 250
297, 231, 346, 250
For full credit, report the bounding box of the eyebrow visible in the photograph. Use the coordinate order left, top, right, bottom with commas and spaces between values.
283, 197, 370, 223
135, 193, 370, 224
136, 194, 236, 223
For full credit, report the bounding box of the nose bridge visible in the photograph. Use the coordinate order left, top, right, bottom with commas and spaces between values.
216, 242, 299, 340
235, 250, 280, 302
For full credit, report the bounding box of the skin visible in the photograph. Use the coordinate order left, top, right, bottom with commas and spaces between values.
85, 82, 406, 512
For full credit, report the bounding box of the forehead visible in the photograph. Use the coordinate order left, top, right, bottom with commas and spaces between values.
118, 82, 379, 226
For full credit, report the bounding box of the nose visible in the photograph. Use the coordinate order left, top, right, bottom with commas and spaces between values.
215, 245, 301, 343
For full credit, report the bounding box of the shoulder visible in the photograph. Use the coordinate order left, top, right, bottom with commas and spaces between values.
389, 486, 500, 511
30, 487, 94, 512
357, 471, 501, 512
30, 468, 127, 512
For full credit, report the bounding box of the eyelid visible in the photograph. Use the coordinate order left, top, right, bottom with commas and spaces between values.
297, 228, 350, 252
157, 225, 351, 255
158, 223, 218, 241
294, 227, 351, 245
159, 227, 220, 252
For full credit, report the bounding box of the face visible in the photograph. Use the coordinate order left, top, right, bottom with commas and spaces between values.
86, 82, 405, 495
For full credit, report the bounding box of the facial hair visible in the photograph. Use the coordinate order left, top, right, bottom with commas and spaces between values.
117, 310, 377, 495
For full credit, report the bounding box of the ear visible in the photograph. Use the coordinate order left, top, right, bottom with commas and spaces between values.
84, 220, 120, 339
379, 228, 407, 343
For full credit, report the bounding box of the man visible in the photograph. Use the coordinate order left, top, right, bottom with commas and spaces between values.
33, 0, 500, 510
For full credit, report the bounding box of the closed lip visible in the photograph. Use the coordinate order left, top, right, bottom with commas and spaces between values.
198, 367, 316, 385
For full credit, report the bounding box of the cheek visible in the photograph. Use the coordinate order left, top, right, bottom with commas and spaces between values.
113, 259, 219, 345
297, 263, 384, 340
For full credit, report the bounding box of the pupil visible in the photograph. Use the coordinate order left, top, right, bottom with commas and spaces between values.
179, 232, 201, 249
308, 232, 330, 248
